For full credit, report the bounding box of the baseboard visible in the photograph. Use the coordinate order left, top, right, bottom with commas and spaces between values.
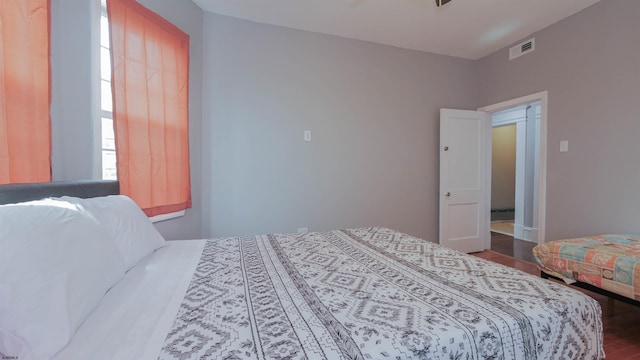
522, 226, 538, 243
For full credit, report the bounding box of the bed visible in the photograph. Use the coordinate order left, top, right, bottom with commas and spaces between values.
0, 181, 604, 359
533, 234, 640, 306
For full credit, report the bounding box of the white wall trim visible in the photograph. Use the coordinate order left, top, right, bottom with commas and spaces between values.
484, 114, 493, 250
491, 105, 527, 127
479, 91, 548, 245
493, 115, 526, 127
513, 120, 526, 240
150, 210, 186, 223
522, 226, 538, 243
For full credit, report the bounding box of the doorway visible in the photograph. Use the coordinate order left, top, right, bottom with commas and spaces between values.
490, 102, 541, 243
478, 91, 548, 249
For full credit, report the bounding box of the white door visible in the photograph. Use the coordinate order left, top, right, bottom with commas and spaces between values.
439, 109, 489, 253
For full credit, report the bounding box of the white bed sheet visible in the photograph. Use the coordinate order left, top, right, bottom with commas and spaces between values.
53, 239, 205, 360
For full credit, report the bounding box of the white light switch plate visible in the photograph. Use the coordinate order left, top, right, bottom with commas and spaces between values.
304, 130, 311, 142
560, 140, 569, 152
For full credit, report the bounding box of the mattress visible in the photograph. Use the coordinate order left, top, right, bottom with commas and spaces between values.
58, 228, 604, 359
533, 233, 640, 301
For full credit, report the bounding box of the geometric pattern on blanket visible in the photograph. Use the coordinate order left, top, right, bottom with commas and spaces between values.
159, 227, 604, 359
533, 233, 640, 301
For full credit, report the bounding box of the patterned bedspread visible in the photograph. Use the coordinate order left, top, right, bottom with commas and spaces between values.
159, 227, 603, 359
533, 233, 640, 302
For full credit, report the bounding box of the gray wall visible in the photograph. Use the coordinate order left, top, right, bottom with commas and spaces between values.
50, 0, 204, 240
50, 0, 96, 181
478, 0, 640, 240
50, 0, 635, 243
201, 14, 479, 240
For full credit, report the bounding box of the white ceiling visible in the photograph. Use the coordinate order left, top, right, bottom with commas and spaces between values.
192, 0, 601, 60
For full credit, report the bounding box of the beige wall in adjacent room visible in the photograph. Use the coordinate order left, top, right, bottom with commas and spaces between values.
478, 0, 640, 240
491, 125, 516, 211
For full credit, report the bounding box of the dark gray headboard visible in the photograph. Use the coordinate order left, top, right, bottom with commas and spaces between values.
0, 180, 119, 205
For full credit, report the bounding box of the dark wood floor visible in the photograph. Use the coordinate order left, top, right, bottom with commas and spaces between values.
476, 233, 640, 359
490, 231, 537, 262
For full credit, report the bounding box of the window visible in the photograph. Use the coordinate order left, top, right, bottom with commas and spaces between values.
100, 0, 117, 180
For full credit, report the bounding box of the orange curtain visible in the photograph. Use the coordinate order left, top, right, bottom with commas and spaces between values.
107, 0, 191, 216
0, 0, 51, 185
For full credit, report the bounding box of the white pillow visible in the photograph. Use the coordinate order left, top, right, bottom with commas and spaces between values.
61, 195, 166, 270
0, 199, 127, 360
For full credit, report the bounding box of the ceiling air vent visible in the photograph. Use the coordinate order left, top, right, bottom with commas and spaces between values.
509, 38, 535, 60
434, 0, 452, 6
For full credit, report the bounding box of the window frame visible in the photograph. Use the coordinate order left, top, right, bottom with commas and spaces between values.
97, 0, 117, 181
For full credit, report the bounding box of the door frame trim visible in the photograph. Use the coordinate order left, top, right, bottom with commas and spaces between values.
478, 91, 548, 247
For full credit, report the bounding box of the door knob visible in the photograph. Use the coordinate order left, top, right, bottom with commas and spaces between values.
443, 146, 449, 151
446, 192, 451, 197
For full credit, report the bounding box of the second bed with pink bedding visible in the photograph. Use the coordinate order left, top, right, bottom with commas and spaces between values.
533, 233, 640, 302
